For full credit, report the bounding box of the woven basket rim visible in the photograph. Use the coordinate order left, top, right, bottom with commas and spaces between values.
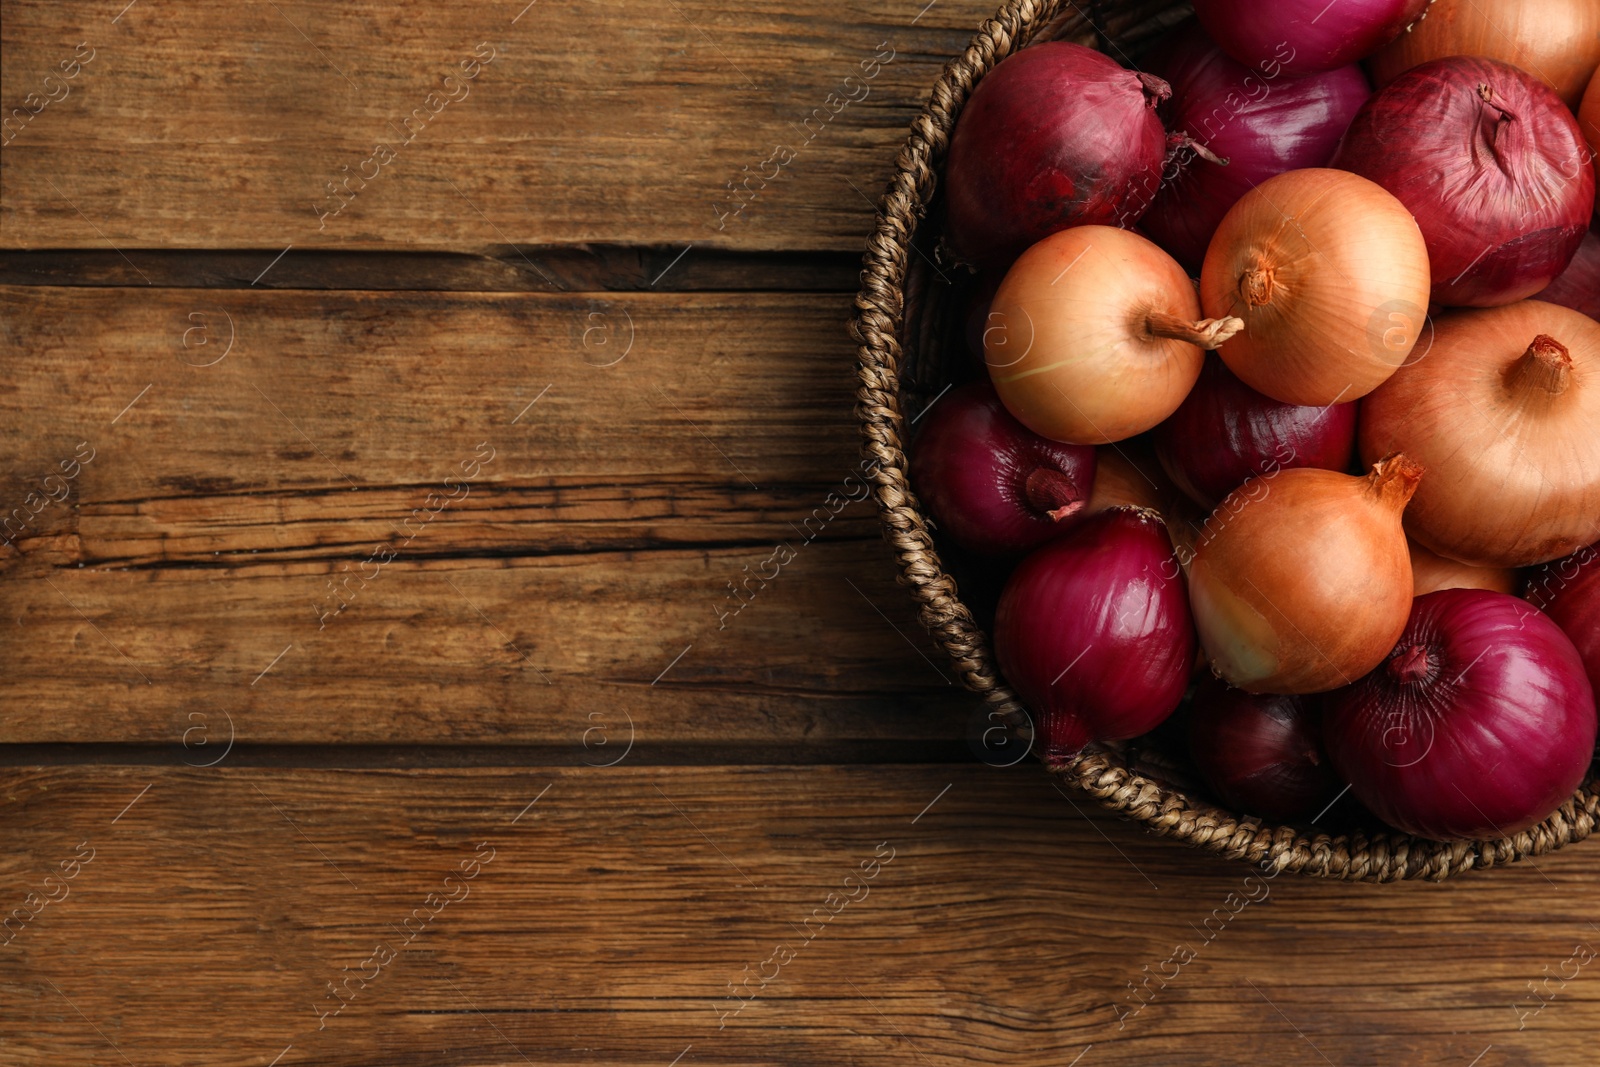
849, 0, 1599, 882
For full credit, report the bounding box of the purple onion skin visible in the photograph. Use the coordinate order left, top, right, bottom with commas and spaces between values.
993, 508, 1195, 761
1194, 0, 1428, 75
1527, 542, 1600, 699
1538, 226, 1600, 320
910, 381, 1097, 556
1187, 677, 1340, 821
1324, 589, 1598, 842
1332, 56, 1596, 308
1143, 32, 1371, 272
944, 42, 1170, 268
1152, 356, 1358, 510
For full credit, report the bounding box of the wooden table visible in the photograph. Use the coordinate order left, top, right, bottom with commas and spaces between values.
2, 2, 1595, 1064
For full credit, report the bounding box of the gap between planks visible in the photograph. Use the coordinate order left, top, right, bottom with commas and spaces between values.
0, 248, 865, 293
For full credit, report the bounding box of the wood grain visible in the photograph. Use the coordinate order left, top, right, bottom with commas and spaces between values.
2, 764, 1596, 1066
0, 285, 968, 747
0, 285, 870, 499
0, 538, 970, 747
0, 0, 1003, 253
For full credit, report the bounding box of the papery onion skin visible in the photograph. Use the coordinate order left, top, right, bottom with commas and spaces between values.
1332, 56, 1594, 308
1193, 0, 1429, 75
1142, 31, 1371, 273
1538, 227, 1600, 320
944, 42, 1170, 267
1187, 677, 1340, 820
909, 381, 1097, 556
993, 508, 1195, 761
1085, 443, 1168, 516
1409, 540, 1518, 597
1372, 0, 1600, 109
1324, 589, 1597, 842
1359, 301, 1600, 567
1527, 542, 1600, 697
1188, 454, 1421, 694
987, 226, 1240, 444
1153, 356, 1358, 510
1200, 168, 1432, 406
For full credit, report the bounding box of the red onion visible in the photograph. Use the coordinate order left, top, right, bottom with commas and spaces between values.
910, 381, 1097, 556
1538, 226, 1600, 320
1332, 56, 1596, 307
1152, 356, 1358, 510
944, 42, 1170, 267
993, 508, 1194, 760
1528, 542, 1600, 697
1193, 0, 1429, 75
1142, 31, 1371, 272
1187, 677, 1340, 820
1324, 589, 1597, 841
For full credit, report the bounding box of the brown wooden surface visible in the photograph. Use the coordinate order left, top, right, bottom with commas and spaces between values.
4, 766, 1599, 1067
4, 1, 1599, 1064
0, 0, 998, 252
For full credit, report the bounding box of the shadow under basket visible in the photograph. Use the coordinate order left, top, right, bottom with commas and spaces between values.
850, 0, 1600, 881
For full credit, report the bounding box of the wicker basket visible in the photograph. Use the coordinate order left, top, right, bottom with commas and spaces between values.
851, 0, 1600, 880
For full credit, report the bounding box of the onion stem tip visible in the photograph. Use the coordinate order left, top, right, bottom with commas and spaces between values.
1023, 466, 1086, 521
1507, 335, 1573, 395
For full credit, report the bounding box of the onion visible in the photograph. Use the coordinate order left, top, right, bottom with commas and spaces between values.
1083, 444, 1209, 581
1193, 0, 1427, 75
1538, 226, 1600, 320
1324, 589, 1597, 841
1141, 32, 1371, 273
1359, 301, 1600, 567
1085, 444, 1168, 515
1187, 677, 1340, 820
993, 508, 1194, 760
1527, 542, 1600, 697
1409, 540, 1518, 598
1372, 0, 1600, 109
986, 226, 1242, 444
1153, 355, 1358, 510
1331, 57, 1595, 308
1189, 454, 1422, 694
1200, 168, 1432, 406
944, 42, 1170, 267
909, 381, 1097, 556
1584, 69, 1599, 194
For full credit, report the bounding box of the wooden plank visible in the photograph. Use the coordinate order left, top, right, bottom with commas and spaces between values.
0, 0, 1011, 253
0, 284, 968, 746
0, 285, 871, 507
2, 764, 1596, 1065
0, 540, 969, 747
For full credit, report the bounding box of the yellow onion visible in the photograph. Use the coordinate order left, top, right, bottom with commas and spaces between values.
1200, 169, 1431, 407
1371, 0, 1600, 109
986, 226, 1242, 444
1360, 301, 1600, 567
1408, 539, 1519, 597
1188, 454, 1422, 693
1084, 445, 1168, 515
